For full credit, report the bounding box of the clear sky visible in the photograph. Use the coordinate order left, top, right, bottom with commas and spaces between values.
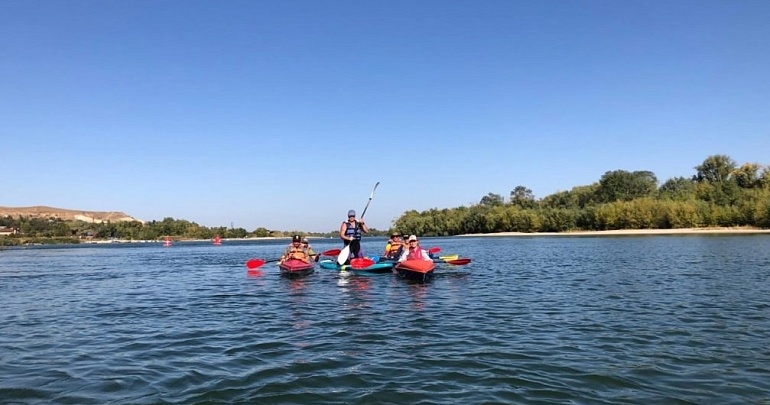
2, 1, 768, 232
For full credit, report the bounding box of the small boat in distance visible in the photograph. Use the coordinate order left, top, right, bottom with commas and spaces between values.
213, 235, 222, 245
163, 236, 172, 247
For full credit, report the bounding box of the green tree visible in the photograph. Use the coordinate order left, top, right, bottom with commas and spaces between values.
760, 166, 770, 189
509, 186, 537, 209
596, 170, 658, 203
479, 193, 504, 207
541, 184, 598, 209
539, 208, 578, 232
658, 177, 695, 201
662, 201, 701, 228
732, 163, 762, 188
459, 206, 490, 234
695, 180, 741, 206
694, 154, 736, 184
508, 207, 541, 232
252, 227, 272, 237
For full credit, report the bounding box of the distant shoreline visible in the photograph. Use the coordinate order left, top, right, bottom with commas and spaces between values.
458, 227, 770, 237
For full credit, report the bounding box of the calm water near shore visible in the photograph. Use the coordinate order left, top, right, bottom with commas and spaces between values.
2, 235, 769, 404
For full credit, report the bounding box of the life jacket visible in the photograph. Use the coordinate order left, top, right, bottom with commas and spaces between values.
406, 246, 425, 261
342, 220, 362, 241
385, 240, 405, 258
286, 245, 310, 262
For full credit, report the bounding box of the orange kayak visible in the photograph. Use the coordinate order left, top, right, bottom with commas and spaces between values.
394, 259, 435, 282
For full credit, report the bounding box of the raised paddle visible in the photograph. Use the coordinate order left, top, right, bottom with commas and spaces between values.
248, 248, 340, 269
359, 181, 379, 220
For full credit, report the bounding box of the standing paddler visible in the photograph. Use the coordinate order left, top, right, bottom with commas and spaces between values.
339, 209, 368, 265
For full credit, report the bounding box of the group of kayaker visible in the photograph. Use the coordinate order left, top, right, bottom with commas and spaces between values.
338, 208, 431, 263
279, 209, 432, 265
384, 232, 432, 262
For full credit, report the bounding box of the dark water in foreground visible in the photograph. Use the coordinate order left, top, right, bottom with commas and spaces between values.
1, 235, 770, 404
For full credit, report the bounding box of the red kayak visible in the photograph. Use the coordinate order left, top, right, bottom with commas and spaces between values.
278, 259, 315, 279
394, 259, 435, 282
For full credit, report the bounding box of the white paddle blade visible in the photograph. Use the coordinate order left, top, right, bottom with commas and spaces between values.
337, 245, 350, 265
369, 181, 379, 199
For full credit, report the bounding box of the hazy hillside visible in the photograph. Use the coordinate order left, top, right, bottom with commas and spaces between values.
0, 206, 141, 223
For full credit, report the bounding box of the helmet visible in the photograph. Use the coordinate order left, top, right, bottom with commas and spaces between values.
292, 235, 302, 243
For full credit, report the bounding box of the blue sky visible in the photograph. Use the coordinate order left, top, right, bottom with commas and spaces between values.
2, 1, 768, 232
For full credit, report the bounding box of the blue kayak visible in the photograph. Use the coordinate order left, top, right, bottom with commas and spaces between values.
318, 259, 394, 274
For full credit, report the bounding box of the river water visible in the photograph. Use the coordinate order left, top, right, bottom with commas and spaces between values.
1, 235, 769, 404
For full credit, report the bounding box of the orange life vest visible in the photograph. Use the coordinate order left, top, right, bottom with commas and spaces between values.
384, 240, 405, 258
286, 246, 310, 262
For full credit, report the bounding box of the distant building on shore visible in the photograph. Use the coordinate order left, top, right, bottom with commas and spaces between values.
0, 226, 18, 236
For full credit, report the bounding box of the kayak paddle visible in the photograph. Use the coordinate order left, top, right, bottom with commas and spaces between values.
359, 181, 379, 220
445, 258, 471, 266
320, 248, 341, 257
350, 257, 376, 269
246, 259, 266, 269
337, 244, 350, 265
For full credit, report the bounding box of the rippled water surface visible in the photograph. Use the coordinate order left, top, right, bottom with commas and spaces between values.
2, 235, 770, 404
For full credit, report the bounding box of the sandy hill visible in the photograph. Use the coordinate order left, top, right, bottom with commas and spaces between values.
0, 206, 142, 223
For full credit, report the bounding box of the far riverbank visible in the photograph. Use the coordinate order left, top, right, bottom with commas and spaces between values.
459, 227, 770, 237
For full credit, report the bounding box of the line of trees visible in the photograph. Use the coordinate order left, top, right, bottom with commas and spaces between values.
0, 217, 249, 245
391, 155, 770, 236
0, 215, 389, 246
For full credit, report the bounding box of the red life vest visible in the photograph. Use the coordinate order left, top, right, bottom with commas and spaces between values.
406, 247, 425, 260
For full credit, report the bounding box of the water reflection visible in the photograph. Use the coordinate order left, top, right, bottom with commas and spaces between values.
336, 273, 373, 310
407, 283, 428, 311
336, 272, 372, 292
245, 268, 264, 278
348, 276, 372, 293
286, 277, 309, 294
